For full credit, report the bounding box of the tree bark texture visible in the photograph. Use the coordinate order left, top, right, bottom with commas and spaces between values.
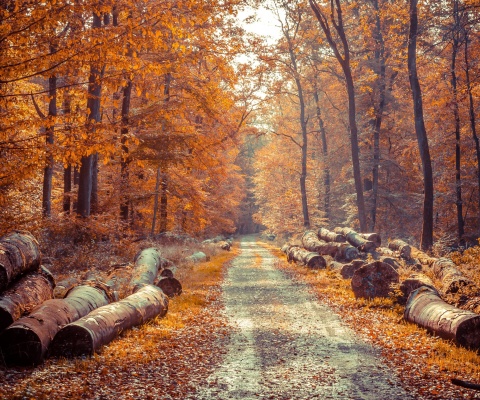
358, 233, 381, 248
49, 285, 168, 358
432, 258, 473, 294
130, 248, 162, 293
404, 286, 480, 349
42, 71, 56, 218
331, 259, 365, 279
410, 246, 436, 266
334, 227, 376, 252
0, 266, 55, 332
388, 239, 412, 259
0, 283, 114, 365
400, 273, 438, 299
317, 227, 346, 243
407, 0, 434, 250
300, 233, 358, 261
286, 246, 326, 269
351, 261, 399, 299
0, 231, 42, 292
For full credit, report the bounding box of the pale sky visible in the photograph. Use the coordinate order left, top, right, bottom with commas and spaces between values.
237, 5, 283, 45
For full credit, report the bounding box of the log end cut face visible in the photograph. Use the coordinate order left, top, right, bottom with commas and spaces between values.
0, 327, 43, 366
0, 308, 14, 332
351, 261, 399, 299
456, 317, 480, 349
157, 277, 182, 298
49, 325, 94, 358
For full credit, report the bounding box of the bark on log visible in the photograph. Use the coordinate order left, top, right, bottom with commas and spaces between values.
53, 276, 81, 298
300, 233, 358, 261
358, 233, 381, 248
335, 243, 360, 261
351, 261, 399, 299
334, 227, 377, 252
388, 239, 412, 259
131, 248, 162, 293
370, 253, 402, 270
0, 282, 114, 366
375, 247, 396, 256
302, 230, 329, 252
332, 259, 365, 279
156, 277, 182, 297
400, 273, 438, 298
287, 246, 326, 269
0, 266, 55, 332
410, 246, 436, 266
404, 286, 480, 349
432, 258, 473, 294
185, 251, 208, 263
317, 227, 346, 243
50, 285, 168, 358
0, 231, 42, 292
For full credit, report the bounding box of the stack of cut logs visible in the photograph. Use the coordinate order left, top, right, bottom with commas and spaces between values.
0, 231, 182, 366
281, 227, 480, 350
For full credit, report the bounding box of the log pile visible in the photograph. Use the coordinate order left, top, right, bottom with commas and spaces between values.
317, 227, 346, 243
285, 245, 326, 269
334, 227, 377, 252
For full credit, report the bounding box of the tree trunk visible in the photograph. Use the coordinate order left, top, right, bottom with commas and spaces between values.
286, 246, 326, 269
407, 0, 434, 250
77, 11, 104, 218
451, 0, 464, 240
317, 227, 346, 243
151, 167, 161, 235
63, 165, 72, 213
42, 71, 56, 218
334, 227, 377, 252
160, 172, 168, 233
130, 248, 163, 293
351, 261, 399, 299
432, 258, 473, 294
49, 285, 168, 358
0, 283, 114, 365
404, 286, 480, 349
464, 31, 480, 234
0, 266, 54, 332
313, 88, 330, 221
400, 273, 438, 299
119, 76, 133, 221
388, 239, 412, 259
0, 231, 42, 291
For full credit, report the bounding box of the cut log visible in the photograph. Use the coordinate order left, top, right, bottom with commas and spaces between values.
388, 239, 412, 259
351, 261, 399, 299
375, 247, 396, 257
334, 227, 377, 252
410, 246, 436, 266
156, 277, 182, 297
373, 254, 402, 270
317, 227, 346, 243
130, 248, 162, 293
335, 243, 360, 261
160, 267, 176, 278
302, 230, 329, 252
53, 276, 81, 298
50, 285, 168, 358
0, 231, 42, 292
400, 273, 438, 298
218, 241, 231, 251
287, 246, 326, 269
404, 286, 480, 349
185, 251, 208, 263
432, 258, 474, 294
0, 282, 114, 366
358, 233, 381, 248
332, 259, 365, 279
0, 266, 55, 332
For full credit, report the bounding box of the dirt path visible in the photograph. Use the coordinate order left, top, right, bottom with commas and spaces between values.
195, 236, 413, 400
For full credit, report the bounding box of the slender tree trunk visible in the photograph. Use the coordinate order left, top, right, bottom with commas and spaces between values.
42, 73, 56, 218
370, 0, 387, 231
77, 12, 103, 217
160, 172, 168, 233
309, 0, 367, 231
465, 31, 480, 234
120, 77, 133, 221
313, 88, 330, 222
63, 95, 72, 214
451, 0, 464, 240
151, 167, 161, 235
407, 0, 434, 250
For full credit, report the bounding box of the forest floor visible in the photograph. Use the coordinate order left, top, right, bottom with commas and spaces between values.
2, 235, 480, 399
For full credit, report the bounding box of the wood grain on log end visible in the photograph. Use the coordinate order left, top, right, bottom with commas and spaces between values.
157, 277, 182, 297
351, 261, 399, 299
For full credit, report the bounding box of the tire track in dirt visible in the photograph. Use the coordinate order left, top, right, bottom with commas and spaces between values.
195, 236, 413, 399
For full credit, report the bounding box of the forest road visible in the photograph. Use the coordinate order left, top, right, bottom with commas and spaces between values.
194, 235, 413, 400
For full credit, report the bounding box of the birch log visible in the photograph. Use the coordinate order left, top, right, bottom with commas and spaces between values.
49, 285, 168, 358
388, 239, 412, 259
130, 248, 163, 293
358, 233, 382, 248
404, 286, 480, 349
286, 246, 326, 269
0, 231, 42, 292
400, 273, 438, 298
432, 258, 474, 294
0, 282, 114, 365
317, 227, 346, 243
334, 227, 377, 252
351, 261, 399, 299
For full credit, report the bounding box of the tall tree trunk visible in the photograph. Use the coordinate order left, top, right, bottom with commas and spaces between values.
313, 88, 330, 222
369, 0, 387, 231
451, 0, 464, 240
309, 0, 367, 231
465, 31, 480, 234
407, 0, 434, 250
77, 11, 103, 217
120, 77, 133, 221
63, 95, 72, 214
160, 172, 168, 233
42, 61, 57, 218
151, 167, 161, 235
